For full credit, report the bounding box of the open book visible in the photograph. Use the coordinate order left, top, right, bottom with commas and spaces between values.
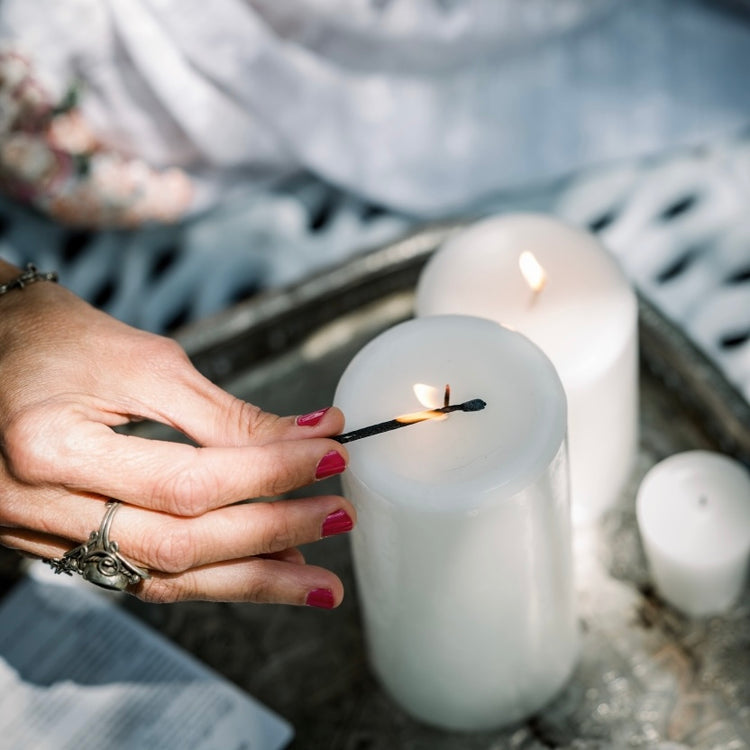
0, 565, 293, 750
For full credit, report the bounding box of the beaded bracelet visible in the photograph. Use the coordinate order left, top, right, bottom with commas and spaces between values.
0, 263, 58, 296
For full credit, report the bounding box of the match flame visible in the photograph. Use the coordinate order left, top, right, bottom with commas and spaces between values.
396, 383, 449, 424
518, 250, 547, 294
413, 383, 444, 409
395, 409, 443, 424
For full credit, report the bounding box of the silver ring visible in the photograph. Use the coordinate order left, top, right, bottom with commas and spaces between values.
43, 501, 150, 591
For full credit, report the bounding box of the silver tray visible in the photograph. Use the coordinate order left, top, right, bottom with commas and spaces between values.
129, 225, 750, 749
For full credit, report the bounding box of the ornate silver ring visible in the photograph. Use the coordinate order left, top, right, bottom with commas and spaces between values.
43, 500, 150, 591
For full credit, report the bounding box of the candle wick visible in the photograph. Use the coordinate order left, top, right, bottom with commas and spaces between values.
529, 289, 542, 308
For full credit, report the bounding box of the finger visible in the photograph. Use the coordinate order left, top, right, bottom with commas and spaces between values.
0, 529, 308, 568
137, 557, 344, 606
7, 420, 349, 515
122, 342, 345, 447
157, 380, 346, 448
0, 528, 72, 560
1, 494, 355, 571
124, 499, 354, 571
261, 547, 306, 565
1, 532, 343, 607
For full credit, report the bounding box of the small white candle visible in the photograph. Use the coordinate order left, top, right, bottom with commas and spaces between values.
636, 450, 750, 617
334, 315, 578, 731
415, 213, 639, 520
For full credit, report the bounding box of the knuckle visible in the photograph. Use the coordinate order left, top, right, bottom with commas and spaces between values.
2, 409, 63, 482
138, 336, 191, 379
146, 522, 196, 573
153, 462, 215, 517
243, 567, 276, 604
263, 456, 300, 498
254, 504, 296, 553
152, 335, 189, 366
241, 403, 281, 440
136, 576, 186, 604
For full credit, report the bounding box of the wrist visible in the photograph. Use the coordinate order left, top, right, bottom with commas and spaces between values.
0, 259, 22, 285
0, 260, 63, 345
0, 261, 59, 296
0, 260, 68, 358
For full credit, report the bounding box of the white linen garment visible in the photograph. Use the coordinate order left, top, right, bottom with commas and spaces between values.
1, 0, 749, 216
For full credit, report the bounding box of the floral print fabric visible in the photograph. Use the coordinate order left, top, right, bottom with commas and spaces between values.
0, 46, 193, 228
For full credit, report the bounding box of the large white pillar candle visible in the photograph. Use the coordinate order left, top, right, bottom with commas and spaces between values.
415, 213, 638, 520
334, 315, 578, 731
636, 450, 750, 617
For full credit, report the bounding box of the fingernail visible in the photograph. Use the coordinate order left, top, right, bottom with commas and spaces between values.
315, 450, 346, 480
321, 509, 354, 538
296, 408, 330, 427
306, 588, 335, 609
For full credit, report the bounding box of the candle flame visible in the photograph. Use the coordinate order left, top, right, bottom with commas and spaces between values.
518, 250, 547, 294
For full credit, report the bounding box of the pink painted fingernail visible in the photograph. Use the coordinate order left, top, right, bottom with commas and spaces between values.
315, 450, 346, 480
296, 408, 330, 427
321, 509, 354, 538
306, 588, 335, 609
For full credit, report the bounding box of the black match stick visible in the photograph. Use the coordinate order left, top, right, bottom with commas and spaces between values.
333, 398, 486, 444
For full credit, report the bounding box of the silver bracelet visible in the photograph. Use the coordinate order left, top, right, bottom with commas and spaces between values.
0, 263, 58, 296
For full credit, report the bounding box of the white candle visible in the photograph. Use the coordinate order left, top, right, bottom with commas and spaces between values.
636, 450, 750, 617
415, 213, 639, 520
334, 315, 578, 731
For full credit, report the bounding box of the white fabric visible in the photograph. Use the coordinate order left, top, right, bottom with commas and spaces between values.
1, 0, 750, 215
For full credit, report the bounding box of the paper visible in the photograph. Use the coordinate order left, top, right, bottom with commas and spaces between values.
0, 567, 293, 750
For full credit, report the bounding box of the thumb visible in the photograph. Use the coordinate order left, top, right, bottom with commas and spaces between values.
145, 364, 344, 448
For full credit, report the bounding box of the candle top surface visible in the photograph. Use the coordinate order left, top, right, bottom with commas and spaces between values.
415, 213, 637, 384
636, 451, 750, 565
334, 315, 567, 510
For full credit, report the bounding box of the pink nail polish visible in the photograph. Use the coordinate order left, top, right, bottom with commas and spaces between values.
306, 588, 335, 609
296, 408, 330, 427
315, 450, 346, 480
321, 509, 354, 538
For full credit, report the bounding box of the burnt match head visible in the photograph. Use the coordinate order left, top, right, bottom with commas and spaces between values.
460, 399, 486, 412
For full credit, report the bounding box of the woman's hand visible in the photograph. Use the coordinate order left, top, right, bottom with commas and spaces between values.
0, 263, 353, 607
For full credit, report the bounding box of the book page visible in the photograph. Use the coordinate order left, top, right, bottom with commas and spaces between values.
0, 567, 293, 750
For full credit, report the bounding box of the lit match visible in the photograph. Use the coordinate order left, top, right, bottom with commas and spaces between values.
333, 388, 486, 444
